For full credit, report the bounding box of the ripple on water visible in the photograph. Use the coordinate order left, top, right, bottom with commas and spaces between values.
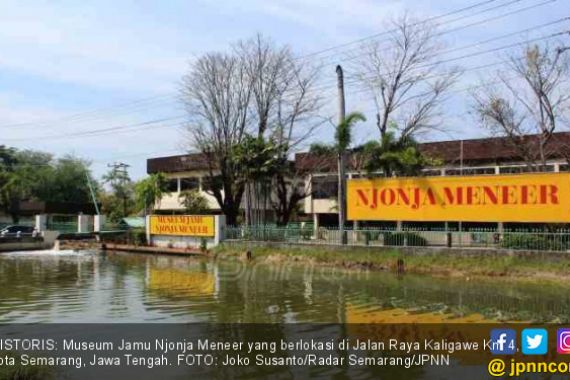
0, 250, 568, 322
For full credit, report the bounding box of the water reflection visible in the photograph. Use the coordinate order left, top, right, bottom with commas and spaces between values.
0, 250, 568, 323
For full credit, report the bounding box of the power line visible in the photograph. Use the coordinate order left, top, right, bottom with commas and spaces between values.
294, 0, 506, 60
280, 26, 568, 99
313, 0, 561, 69
278, 10, 568, 97
0, 94, 177, 130
311, 0, 541, 66
5, 31, 563, 144
2, 115, 186, 142
0, 0, 562, 146
342, 17, 569, 83
0, 0, 531, 135
1, 0, 556, 134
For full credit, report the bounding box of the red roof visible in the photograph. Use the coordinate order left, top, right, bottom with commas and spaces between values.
418, 132, 570, 165
147, 153, 212, 174
149, 132, 570, 174
295, 132, 570, 172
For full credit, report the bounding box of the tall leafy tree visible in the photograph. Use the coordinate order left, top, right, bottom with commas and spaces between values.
135, 173, 170, 215
232, 135, 281, 225
48, 155, 96, 204
102, 165, 134, 219
0, 149, 97, 222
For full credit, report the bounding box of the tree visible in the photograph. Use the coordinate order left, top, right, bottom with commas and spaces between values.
236, 34, 323, 225
0, 149, 97, 222
473, 43, 570, 168
48, 155, 96, 204
178, 190, 210, 214
232, 134, 281, 225
102, 164, 133, 219
135, 173, 170, 215
182, 34, 323, 226
352, 14, 459, 141
182, 52, 251, 226
357, 123, 439, 177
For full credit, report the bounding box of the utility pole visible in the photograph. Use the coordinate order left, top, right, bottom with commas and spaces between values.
336, 65, 347, 245
107, 162, 131, 217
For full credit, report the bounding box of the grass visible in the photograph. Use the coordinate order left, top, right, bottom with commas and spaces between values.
214, 243, 570, 283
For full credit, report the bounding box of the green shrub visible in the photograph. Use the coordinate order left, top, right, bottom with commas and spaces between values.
501, 234, 568, 251
384, 232, 427, 247
129, 229, 147, 245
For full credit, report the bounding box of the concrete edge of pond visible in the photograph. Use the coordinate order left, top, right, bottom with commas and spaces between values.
101, 243, 210, 257
221, 240, 570, 259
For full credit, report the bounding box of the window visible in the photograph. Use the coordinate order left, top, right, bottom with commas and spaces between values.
446, 167, 495, 176
422, 169, 443, 177
180, 177, 200, 191
312, 177, 338, 199
166, 178, 178, 192
499, 165, 554, 174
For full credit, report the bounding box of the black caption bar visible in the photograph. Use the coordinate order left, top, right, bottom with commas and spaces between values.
0, 324, 565, 379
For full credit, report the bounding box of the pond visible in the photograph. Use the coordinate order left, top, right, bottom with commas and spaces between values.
0, 249, 567, 323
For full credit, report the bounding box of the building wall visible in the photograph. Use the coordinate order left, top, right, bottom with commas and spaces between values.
155, 170, 281, 213
155, 171, 219, 211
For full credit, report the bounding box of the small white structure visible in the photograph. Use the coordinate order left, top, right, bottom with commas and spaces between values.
94, 215, 106, 232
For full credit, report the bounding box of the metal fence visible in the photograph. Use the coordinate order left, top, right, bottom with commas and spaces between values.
223, 225, 570, 252
101, 222, 129, 232
99, 228, 147, 246
46, 221, 78, 233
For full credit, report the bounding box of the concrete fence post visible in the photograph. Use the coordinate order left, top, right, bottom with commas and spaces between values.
214, 215, 226, 246
145, 215, 151, 246
35, 214, 47, 232
77, 215, 91, 233
94, 215, 106, 232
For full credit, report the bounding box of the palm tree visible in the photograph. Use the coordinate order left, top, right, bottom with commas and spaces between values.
335, 112, 366, 243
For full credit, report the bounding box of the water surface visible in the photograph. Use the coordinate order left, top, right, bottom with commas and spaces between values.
0, 250, 567, 323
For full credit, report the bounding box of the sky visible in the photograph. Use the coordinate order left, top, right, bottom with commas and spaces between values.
0, 0, 567, 180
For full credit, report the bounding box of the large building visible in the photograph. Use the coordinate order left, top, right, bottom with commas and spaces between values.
147, 132, 570, 228
146, 153, 278, 219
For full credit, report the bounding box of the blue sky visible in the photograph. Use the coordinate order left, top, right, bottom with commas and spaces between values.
0, 0, 567, 179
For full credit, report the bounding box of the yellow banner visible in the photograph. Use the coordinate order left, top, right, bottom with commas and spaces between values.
347, 173, 570, 223
149, 215, 215, 237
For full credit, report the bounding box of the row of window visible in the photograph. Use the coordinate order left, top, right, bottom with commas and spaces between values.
165, 176, 222, 193
167, 164, 568, 197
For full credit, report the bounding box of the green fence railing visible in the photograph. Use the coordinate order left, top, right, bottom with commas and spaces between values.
223, 225, 570, 252
46, 221, 78, 233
